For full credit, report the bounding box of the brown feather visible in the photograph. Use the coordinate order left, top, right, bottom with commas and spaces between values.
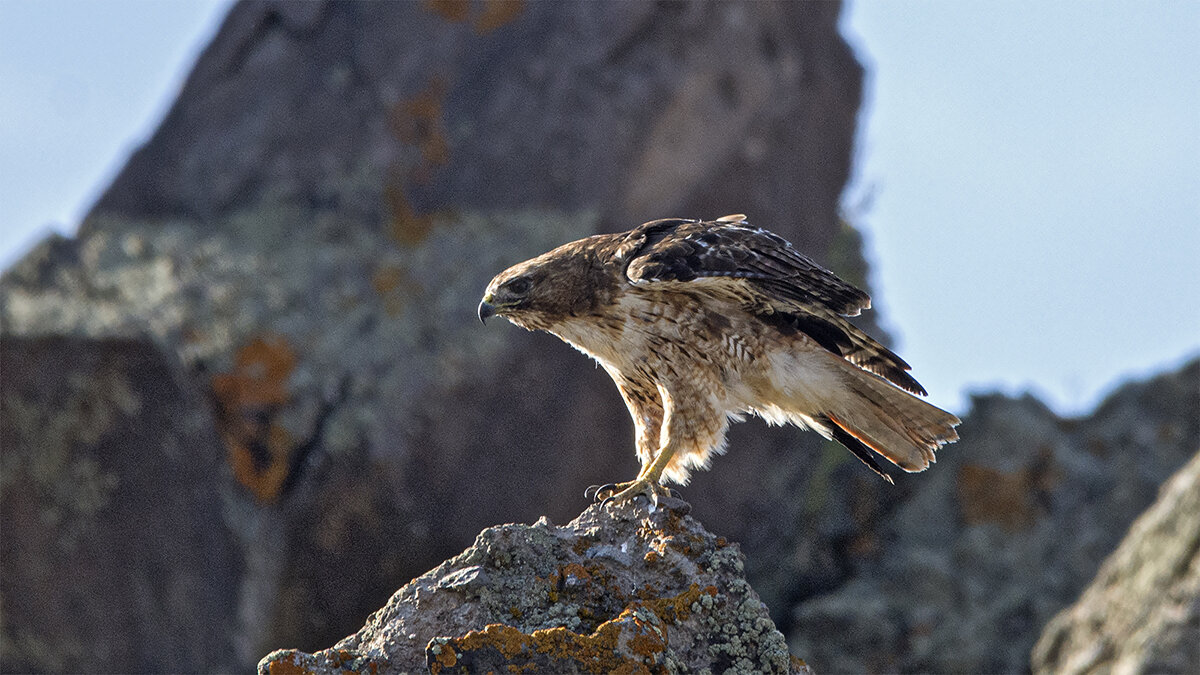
480, 216, 961, 487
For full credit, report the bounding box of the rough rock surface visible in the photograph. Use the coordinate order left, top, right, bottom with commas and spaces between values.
6, 1, 1198, 673
258, 498, 812, 675
1, 1, 870, 669
787, 360, 1200, 674
0, 336, 242, 673
1031, 450, 1200, 675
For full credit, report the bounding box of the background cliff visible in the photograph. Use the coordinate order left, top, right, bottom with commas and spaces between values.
1, 2, 1196, 673
1032, 449, 1200, 675
3, 2, 867, 671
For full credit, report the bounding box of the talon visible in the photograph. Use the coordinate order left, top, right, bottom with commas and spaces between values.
587, 483, 619, 501
668, 487, 682, 499
599, 478, 671, 508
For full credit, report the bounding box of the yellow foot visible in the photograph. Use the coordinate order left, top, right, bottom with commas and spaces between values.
588, 479, 673, 507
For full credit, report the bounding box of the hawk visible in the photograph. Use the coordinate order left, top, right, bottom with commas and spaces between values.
478, 215, 960, 504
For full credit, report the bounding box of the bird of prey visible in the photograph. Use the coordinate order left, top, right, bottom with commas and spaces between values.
478, 215, 960, 505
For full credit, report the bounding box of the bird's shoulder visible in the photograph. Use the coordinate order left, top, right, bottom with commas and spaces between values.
611, 216, 871, 317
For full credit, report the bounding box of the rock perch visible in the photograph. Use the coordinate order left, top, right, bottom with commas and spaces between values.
258, 498, 811, 674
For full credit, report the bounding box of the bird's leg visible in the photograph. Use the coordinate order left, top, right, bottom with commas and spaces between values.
590, 440, 678, 502
591, 445, 674, 502
599, 442, 678, 506
592, 381, 667, 503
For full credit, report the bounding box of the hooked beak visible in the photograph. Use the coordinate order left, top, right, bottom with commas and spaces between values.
478, 299, 496, 324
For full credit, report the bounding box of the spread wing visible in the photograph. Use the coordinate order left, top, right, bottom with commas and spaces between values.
618, 216, 926, 395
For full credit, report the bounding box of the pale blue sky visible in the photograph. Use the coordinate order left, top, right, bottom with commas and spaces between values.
842, 0, 1199, 413
1, 1, 1197, 416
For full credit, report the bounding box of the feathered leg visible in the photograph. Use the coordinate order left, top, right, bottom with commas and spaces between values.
599, 382, 705, 505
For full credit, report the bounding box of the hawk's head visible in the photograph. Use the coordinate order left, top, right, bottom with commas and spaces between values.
478, 237, 614, 332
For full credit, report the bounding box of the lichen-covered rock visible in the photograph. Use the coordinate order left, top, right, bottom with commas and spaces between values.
0, 1, 871, 666
1031, 449, 1200, 675
787, 360, 1200, 674
0, 336, 242, 673
258, 498, 812, 675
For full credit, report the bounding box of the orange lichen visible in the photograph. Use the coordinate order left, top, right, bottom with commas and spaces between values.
385, 74, 451, 247
461, 620, 640, 674
642, 583, 716, 624
424, 0, 470, 22
326, 650, 378, 674
548, 560, 629, 617
625, 609, 667, 659
390, 77, 450, 180
449, 624, 532, 660
432, 643, 458, 669
263, 652, 311, 675
383, 180, 435, 248
957, 449, 1060, 532
371, 264, 419, 315
636, 511, 705, 562
210, 334, 297, 503
957, 463, 1037, 531
474, 0, 523, 34
211, 334, 294, 407
643, 528, 708, 561
423, 0, 522, 33
636, 583, 676, 604
559, 562, 593, 584
433, 583, 718, 674
371, 265, 405, 295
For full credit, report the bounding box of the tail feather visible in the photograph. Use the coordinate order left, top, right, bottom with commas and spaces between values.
821, 356, 960, 477
817, 414, 895, 484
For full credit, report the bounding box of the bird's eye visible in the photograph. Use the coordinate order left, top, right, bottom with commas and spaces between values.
507, 276, 532, 295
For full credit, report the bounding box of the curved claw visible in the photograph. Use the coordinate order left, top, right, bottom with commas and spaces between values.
586, 483, 619, 501
599, 478, 669, 508
599, 490, 647, 509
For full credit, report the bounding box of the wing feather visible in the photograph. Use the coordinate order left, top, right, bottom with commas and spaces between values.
623, 219, 870, 315
619, 217, 927, 395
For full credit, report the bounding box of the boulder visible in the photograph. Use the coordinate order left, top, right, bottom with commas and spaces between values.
787, 360, 1200, 674
258, 498, 813, 674
1, 1, 871, 667
1031, 449, 1200, 675
0, 336, 242, 672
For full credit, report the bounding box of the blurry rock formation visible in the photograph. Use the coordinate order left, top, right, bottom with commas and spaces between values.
1031, 449, 1200, 675
788, 361, 1199, 674
1, 1, 866, 671
2, 1, 1197, 673
1, 336, 242, 673
259, 498, 812, 675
